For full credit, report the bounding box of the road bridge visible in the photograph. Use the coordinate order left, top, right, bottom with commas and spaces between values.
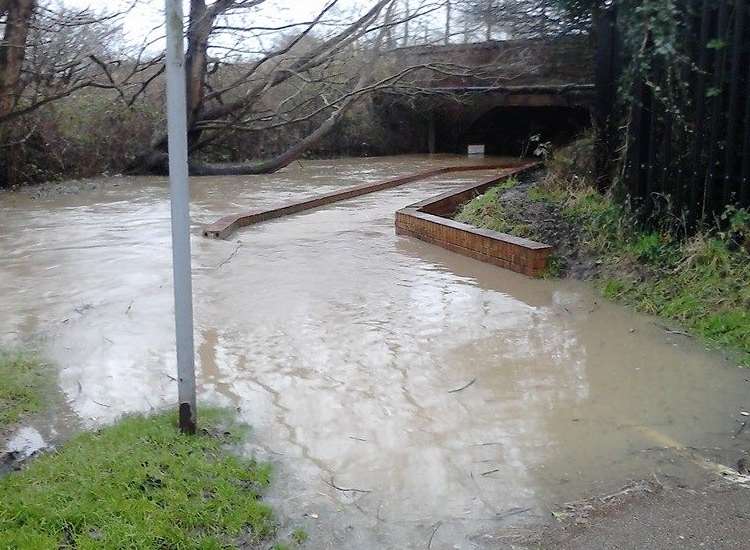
378, 37, 594, 155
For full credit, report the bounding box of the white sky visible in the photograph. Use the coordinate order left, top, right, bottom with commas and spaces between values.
62, 0, 353, 47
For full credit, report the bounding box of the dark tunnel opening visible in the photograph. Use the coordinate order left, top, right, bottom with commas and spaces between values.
452, 106, 591, 156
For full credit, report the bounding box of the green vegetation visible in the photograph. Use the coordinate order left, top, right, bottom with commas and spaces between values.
456, 136, 750, 366
0, 350, 46, 429
0, 410, 276, 549
548, 156, 750, 366
291, 528, 309, 545
571, 196, 750, 365
527, 185, 568, 205
455, 176, 533, 238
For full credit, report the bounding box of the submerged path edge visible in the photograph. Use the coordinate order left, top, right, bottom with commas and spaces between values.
202, 163, 526, 239
201, 161, 551, 277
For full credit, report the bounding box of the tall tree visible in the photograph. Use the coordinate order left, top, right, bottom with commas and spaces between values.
0, 0, 36, 119
0, 1, 134, 186
136, 0, 477, 175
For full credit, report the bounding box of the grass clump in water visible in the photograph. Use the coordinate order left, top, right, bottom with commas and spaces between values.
0, 350, 46, 429
0, 409, 276, 548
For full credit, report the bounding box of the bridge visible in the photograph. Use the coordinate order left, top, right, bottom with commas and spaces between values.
377, 37, 595, 156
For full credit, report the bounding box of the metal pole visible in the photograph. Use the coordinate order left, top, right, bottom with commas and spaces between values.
165, 0, 197, 434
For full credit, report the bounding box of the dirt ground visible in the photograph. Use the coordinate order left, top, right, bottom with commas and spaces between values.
496, 171, 599, 279
531, 478, 750, 550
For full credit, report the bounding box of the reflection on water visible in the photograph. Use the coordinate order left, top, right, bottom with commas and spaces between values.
1, 155, 747, 548
4, 426, 45, 459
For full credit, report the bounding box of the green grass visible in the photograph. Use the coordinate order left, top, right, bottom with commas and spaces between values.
541, 255, 564, 279
530, 132, 750, 364
0, 409, 276, 549
453, 151, 750, 366
291, 528, 308, 544
527, 185, 568, 204
0, 350, 47, 429
454, 177, 533, 238
562, 188, 750, 366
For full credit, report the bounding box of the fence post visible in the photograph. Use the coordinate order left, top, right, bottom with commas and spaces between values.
594, 7, 618, 191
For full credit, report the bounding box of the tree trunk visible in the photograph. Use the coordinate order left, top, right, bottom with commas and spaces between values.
134, 0, 392, 176
0, 0, 35, 119
187, 5, 392, 177
445, 0, 451, 45
185, 0, 211, 123
403, 0, 409, 46
0, 0, 35, 187
189, 53, 376, 176
189, 97, 360, 176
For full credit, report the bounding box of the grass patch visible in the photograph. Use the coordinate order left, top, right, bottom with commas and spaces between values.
527, 185, 568, 204
0, 409, 276, 548
562, 188, 750, 365
0, 350, 47, 429
541, 255, 564, 279
454, 176, 533, 238
544, 150, 750, 366
291, 528, 308, 544
457, 131, 750, 365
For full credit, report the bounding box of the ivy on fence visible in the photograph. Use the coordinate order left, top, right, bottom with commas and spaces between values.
597, 0, 750, 226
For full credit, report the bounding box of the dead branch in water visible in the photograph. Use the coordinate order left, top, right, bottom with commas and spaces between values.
427, 521, 442, 549
448, 378, 476, 393
654, 323, 690, 337
217, 242, 242, 269
324, 476, 372, 494
734, 421, 747, 438
496, 506, 533, 520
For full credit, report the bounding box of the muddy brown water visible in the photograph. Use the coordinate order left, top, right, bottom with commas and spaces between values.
1, 155, 748, 548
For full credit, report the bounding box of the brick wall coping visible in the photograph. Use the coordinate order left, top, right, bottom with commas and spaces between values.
202, 163, 523, 239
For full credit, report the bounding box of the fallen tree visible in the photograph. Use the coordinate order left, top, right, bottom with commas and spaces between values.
132, 0, 533, 176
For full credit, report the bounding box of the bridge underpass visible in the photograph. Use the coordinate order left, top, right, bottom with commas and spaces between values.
376, 36, 595, 156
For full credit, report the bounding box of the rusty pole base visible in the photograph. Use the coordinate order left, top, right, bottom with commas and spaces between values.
179, 402, 196, 435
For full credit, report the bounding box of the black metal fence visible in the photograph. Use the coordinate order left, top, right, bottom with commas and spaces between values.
596, 0, 750, 225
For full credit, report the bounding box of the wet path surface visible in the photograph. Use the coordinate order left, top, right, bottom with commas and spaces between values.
1, 156, 748, 548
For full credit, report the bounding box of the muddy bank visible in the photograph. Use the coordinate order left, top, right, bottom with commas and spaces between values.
458, 169, 600, 279
538, 478, 750, 549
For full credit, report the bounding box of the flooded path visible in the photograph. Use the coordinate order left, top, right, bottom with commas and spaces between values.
1, 155, 748, 548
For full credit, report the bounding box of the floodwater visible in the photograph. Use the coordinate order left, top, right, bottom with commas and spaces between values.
1, 155, 748, 548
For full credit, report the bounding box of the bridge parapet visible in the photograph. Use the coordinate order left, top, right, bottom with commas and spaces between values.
388, 36, 594, 100
375, 37, 594, 155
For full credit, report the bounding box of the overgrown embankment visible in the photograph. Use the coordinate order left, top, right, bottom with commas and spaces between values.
455, 139, 750, 366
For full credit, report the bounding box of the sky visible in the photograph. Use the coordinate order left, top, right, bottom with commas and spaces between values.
61, 0, 353, 48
